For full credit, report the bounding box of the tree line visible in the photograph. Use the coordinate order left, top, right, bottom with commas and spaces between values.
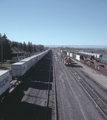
0, 33, 44, 61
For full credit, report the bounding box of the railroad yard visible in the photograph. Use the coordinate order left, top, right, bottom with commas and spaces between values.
1, 0, 107, 120
1, 49, 107, 120
0, 50, 54, 120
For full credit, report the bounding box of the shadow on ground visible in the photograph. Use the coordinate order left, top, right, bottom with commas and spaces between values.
0, 102, 51, 120
70, 62, 83, 68
0, 51, 53, 120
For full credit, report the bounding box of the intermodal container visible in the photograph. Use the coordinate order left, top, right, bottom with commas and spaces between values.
70, 53, 73, 58
21, 57, 32, 71
0, 70, 10, 96
67, 52, 70, 56
11, 62, 27, 79
76, 55, 80, 61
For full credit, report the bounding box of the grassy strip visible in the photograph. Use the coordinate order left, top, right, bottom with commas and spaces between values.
0, 64, 11, 70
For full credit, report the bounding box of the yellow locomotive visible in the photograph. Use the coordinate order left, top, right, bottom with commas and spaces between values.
57, 52, 71, 66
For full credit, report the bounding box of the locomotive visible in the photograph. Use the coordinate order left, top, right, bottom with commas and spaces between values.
57, 52, 71, 66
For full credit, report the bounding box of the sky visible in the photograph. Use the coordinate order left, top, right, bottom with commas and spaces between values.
0, 0, 107, 46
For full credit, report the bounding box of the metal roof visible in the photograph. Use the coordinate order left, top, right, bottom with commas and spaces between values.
21, 57, 33, 61
0, 70, 9, 76
12, 62, 26, 65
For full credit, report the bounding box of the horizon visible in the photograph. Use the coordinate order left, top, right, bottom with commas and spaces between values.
45, 45, 107, 47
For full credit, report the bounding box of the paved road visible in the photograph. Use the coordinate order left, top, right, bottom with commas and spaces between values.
53, 50, 105, 120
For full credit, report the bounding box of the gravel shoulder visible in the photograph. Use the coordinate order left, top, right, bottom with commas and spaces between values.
72, 59, 107, 90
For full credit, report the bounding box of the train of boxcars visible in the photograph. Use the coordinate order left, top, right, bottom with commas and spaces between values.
62, 51, 107, 76
57, 52, 71, 65
0, 49, 50, 100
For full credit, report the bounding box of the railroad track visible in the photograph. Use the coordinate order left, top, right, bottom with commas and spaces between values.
45, 51, 58, 120
55, 51, 107, 119
1, 51, 56, 120
53, 52, 58, 120
44, 61, 52, 120
68, 66, 107, 119
71, 66, 107, 104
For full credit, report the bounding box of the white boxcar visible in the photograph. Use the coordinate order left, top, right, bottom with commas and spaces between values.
30, 57, 35, 66
11, 62, 26, 79
70, 53, 73, 58
21, 57, 32, 71
11, 49, 50, 79
79, 51, 102, 59
76, 55, 80, 61
34, 55, 38, 64
0, 70, 10, 97
96, 54, 100, 58
67, 52, 70, 56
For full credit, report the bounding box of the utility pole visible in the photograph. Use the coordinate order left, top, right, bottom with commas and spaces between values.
1, 38, 3, 68
0, 35, 2, 67
0, 35, 4, 68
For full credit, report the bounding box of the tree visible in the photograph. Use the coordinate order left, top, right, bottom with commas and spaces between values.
28, 42, 33, 53
3, 39, 12, 61
0, 33, 45, 61
38, 45, 44, 51
23, 42, 27, 51
0, 34, 12, 61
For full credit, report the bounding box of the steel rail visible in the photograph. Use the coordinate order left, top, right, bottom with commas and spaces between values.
44, 61, 52, 120
70, 66, 107, 101
69, 67, 107, 107
56, 52, 107, 119
68, 67, 107, 119
53, 51, 58, 120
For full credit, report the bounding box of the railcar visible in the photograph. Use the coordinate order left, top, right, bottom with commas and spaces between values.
57, 52, 62, 58
11, 62, 27, 79
0, 70, 10, 100
21, 57, 35, 71
79, 51, 102, 59
11, 49, 50, 79
68, 51, 107, 76
63, 56, 71, 66
0, 50, 49, 100
67, 52, 70, 56
57, 52, 71, 66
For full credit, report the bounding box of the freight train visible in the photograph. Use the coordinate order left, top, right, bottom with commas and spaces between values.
65, 51, 107, 76
0, 49, 50, 101
11, 49, 49, 79
57, 52, 71, 66
0, 70, 10, 100
78, 51, 103, 59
